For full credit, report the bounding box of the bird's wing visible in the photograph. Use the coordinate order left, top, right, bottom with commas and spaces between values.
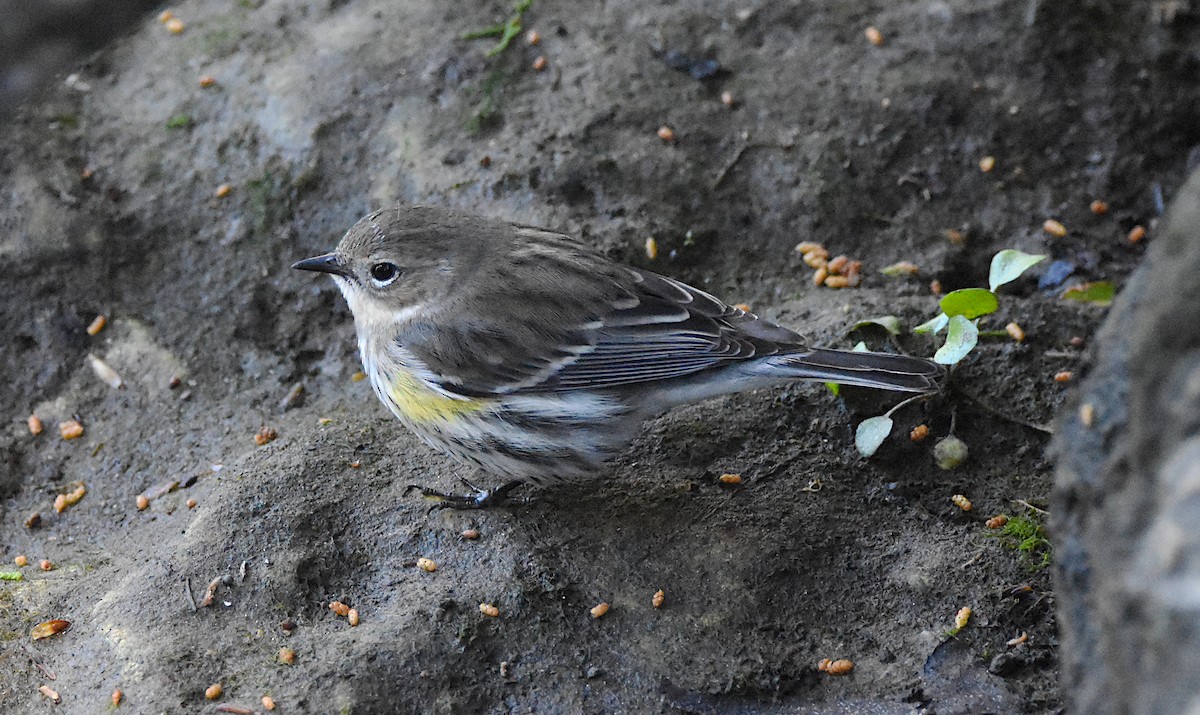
397, 261, 809, 397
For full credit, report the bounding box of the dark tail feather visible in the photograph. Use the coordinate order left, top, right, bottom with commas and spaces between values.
770, 347, 945, 393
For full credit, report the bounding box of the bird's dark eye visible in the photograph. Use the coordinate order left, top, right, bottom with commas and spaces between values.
369, 262, 400, 285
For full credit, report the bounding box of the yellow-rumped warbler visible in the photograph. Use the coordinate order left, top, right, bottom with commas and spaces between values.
294, 206, 943, 507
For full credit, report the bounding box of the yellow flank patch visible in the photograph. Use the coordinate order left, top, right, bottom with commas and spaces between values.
386, 369, 486, 423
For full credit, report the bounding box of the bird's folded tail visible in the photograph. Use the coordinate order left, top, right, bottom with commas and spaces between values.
767, 347, 945, 393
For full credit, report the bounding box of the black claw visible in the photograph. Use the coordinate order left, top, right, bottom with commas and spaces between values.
406, 479, 526, 510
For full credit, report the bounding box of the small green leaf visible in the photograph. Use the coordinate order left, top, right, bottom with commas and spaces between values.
934, 315, 979, 365
914, 313, 949, 335
1062, 281, 1115, 307
940, 288, 999, 319
989, 250, 1047, 292
825, 382, 840, 396
0, 571, 23, 581
851, 315, 902, 336
165, 114, 193, 130
855, 416, 894, 457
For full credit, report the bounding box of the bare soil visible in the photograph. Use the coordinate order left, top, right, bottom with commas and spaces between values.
2, 1, 1197, 712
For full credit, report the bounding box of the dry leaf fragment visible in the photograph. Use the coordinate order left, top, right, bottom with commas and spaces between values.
39, 685, 61, 703
31, 619, 71, 640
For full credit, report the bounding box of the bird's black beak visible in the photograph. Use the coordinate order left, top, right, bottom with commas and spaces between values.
292, 253, 351, 278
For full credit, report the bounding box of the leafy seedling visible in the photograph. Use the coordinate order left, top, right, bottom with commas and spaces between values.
852, 249, 1046, 457
464, 0, 534, 57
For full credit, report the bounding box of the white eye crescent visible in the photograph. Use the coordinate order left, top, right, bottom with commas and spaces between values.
369, 262, 400, 286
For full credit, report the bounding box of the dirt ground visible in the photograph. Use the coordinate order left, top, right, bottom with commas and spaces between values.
2, 0, 1197, 712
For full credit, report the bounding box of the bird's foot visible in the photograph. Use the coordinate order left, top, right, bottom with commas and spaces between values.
404, 478, 526, 510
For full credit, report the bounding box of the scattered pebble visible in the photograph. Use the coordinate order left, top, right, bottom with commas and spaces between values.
1054, 370, 1074, 383
818, 658, 855, 675
39, 559, 54, 571
112, 688, 123, 706
262, 695, 277, 711
909, 424, 929, 442
954, 606, 972, 630
532, 55, 547, 71
718, 473, 742, 485
1128, 225, 1146, 244
652, 589, 665, 609
169, 375, 183, 389
1042, 219, 1067, 237
329, 601, 351, 617
479, 155, 492, 168
215, 183, 232, 198
165, 17, 185, 34
417, 557, 437, 573
31, 619, 71, 640
136, 495, 150, 511
158, 9, 175, 23
1069, 336, 1085, 347
59, 419, 84, 440
720, 90, 736, 107
205, 682, 223, 700
1007, 632, 1029, 647
26, 511, 42, 528
254, 426, 278, 446
978, 156, 996, 173
462, 528, 481, 540
1079, 402, 1095, 427
1090, 199, 1109, 215
199, 75, 217, 88
15, 555, 28, 567
929, 279, 943, 295
943, 228, 965, 245
951, 494, 973, 512
590, 602, 610, 619
348, 608, 360, 627
88, 353, 125, 389
27, 415, 43, 436
864, 26, 884, 46
186, 498, 197, 509
278, 647, 296, 665
645, 237, 658, 260
479, 603, 500, 617
1005, 322, 1026, 342
656, 126, 676, 143
526, 29, 540, 45
39, 685, 61, 704
986, 515, 1009, 529
86, 314, 107, 336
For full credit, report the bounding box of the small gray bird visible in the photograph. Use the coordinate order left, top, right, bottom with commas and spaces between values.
294, 206, 943, 507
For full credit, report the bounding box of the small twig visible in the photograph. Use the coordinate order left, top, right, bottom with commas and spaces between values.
957, 387, 1053, 434
959, 549, 985, 569
700, 489, 740, 521
1015, 499, 1049, 516
200, 575, 232, 608
884, 392, 936, 419
22, 644, 57, 680
711, 138, 750, 190
1042, 350, 1080, 359
183, 577, 198, 612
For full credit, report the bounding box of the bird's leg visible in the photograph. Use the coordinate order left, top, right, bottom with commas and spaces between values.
405, 477, 526, 510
